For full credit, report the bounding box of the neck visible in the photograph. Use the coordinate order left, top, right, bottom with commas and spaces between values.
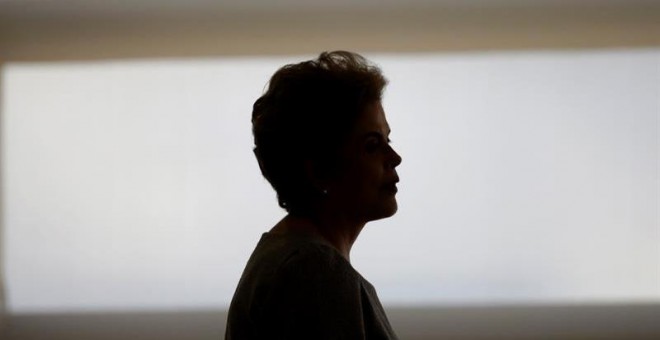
270, 213, 365, 262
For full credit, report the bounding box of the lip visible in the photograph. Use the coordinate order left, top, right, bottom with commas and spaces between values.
383, 182, 398, 194
388, 184, 398, 194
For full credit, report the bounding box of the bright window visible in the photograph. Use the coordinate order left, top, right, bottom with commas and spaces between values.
3, 50, 659, 313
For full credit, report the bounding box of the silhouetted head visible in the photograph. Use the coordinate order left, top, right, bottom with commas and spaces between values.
252, 51, 401, 221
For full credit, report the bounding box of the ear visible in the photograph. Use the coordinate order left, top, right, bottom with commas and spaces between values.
303, 159, 328, 194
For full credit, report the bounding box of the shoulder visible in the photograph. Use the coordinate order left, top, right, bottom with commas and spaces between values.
256, 233, 365, 308
241, 233, 363, 298
275, 238, 361, 289
257, 238, 369, 338
228, 233, 372, 339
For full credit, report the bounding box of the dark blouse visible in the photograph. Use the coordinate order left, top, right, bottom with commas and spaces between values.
225, 232, 398, 340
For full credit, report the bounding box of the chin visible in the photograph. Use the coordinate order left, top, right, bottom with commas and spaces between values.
368, 201, 398, 222
384, 203, 398, 218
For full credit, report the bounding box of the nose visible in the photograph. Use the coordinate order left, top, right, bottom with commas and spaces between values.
388, 145, 402, 168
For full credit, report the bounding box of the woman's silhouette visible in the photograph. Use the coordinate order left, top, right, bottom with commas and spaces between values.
226, 51, 402, 339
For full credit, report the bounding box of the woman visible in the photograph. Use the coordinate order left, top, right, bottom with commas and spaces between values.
226, 51, 402, 339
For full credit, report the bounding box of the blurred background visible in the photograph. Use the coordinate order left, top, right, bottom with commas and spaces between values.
1, 0, 659, 339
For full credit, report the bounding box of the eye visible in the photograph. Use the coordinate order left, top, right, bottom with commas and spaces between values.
365, 138, 381, 153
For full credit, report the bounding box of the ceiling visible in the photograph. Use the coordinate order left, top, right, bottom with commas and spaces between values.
1, 0, 659, 19
1, 0, 658, 61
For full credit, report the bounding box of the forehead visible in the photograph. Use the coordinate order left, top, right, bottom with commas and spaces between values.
353, 102, 390, 134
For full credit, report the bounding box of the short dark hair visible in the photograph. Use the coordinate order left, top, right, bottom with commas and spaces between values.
252, 51, 387, 215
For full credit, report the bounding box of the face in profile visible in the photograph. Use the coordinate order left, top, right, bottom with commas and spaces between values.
325, 101, 402, 223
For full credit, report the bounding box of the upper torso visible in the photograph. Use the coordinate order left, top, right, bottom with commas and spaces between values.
225, 232, 398, 340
